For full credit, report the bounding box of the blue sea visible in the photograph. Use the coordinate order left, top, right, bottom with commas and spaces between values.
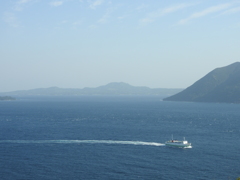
0, 96, 239, 180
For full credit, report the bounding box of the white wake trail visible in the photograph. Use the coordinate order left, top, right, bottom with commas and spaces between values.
0, 140, 165, 146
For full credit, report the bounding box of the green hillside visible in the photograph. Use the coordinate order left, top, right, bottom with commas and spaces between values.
163, 62, 240, 103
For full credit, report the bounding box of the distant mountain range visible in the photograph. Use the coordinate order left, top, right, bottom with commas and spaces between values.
0, 96, 16, 101
163, 62, 240, 103
0, 82, 183, 97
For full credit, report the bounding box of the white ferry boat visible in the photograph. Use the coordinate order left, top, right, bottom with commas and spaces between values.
165, 136, 192, 148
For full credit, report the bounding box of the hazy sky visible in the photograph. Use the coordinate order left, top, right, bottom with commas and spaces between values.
1, 0, 240, 92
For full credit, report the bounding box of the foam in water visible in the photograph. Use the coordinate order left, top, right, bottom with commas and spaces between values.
0, 140, 165, 146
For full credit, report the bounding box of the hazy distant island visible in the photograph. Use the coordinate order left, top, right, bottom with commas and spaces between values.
0, 96, 16, 101
0, 82, 183, 98
2, 62, 240, 103
163, 62, 240, 103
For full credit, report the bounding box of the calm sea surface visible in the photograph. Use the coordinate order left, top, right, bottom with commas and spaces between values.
0, 96, 239, 180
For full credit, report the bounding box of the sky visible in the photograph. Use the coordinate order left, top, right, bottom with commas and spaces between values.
1, 0, 240, 92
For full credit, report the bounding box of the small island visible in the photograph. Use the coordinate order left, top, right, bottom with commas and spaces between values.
0, 96, 16, 101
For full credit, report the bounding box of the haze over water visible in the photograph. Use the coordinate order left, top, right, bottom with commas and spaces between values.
1, 1, 240, 179
1, 0, 240, 91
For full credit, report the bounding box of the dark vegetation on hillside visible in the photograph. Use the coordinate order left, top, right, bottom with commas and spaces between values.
163, 62, 240, 103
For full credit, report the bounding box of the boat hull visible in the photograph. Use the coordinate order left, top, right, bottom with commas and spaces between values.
165, 143, 192, 148
165, 137, 192, 148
